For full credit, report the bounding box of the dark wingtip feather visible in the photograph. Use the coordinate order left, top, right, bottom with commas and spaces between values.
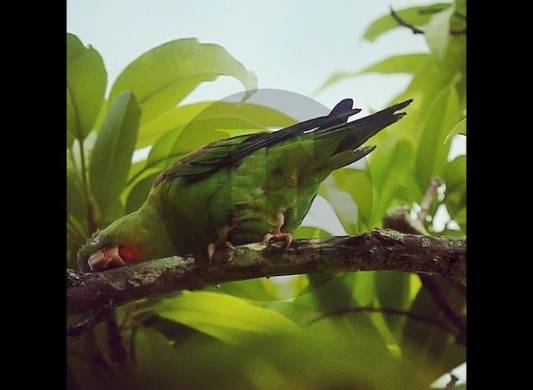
391, 98, 414, 112
331, 98, 354, 114
359, 145, 377, 154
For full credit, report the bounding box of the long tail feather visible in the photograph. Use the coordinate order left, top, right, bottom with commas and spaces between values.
316, 99, 413, 154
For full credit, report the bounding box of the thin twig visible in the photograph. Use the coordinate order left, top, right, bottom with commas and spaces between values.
419, 178, 444, 222
308, 306, 464, 344
390, 7, 424, 35
419, 275, 466, 339
391, 7, 466, 37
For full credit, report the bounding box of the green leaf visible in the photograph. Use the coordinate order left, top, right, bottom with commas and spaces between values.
362, 3, 451, 42
375, 272, 411, 337
67, 33, 107, 141
152, 291, 301, 345
67, 172, 86, 225
90, 91, 141, 216
368, 139, 418, 226
109, 39, 257, 127
292, 226, 332, 239
415, 83, 461, 191
138, 100, 295, 149
444, 116, 466, 143
315, 54, 429, 94
402, 280, 465, 384
425, 7, 454, 60
98, 198, 126, 228
454, 0, 466, 15
329, 168, 374, 232
319, 178, 358, 235
444, 155, 466, 217
132, 327, 183, 389
125, 172, 158, 214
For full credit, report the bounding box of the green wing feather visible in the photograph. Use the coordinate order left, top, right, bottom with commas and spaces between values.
152, 98, 412, 189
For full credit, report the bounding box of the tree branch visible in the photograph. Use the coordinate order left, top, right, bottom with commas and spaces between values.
67, 229, 465, 317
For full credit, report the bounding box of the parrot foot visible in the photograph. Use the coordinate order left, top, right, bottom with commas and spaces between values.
207, 226, 234, 262
261, 232, 293, 248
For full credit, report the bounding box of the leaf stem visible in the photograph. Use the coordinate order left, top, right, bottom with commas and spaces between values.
67, 217, 84, 241
78, 139, 97, 235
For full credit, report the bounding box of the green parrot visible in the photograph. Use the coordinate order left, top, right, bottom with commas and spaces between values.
78, 98, 412, 272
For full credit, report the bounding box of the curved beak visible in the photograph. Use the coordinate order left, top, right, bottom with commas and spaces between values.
88, 247, 125, 272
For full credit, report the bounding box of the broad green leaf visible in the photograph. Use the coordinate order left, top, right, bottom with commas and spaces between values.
67, 172, 86, 225
292, 226, 332, 239
98, 198, 126, 228
206, 279, 280, 302
125, 172, 158, 214
402, 279, 465, 384
315, 53, 429, 94
319, 177, 358, 234
67, 33, 107, 140
375, 272, 411, 338
152, 291, 301, 345
109, 39, 257, 127
138, 101, 295, 148
90, 91, 141, 215
146, 127, 184, 170
415, 83, 461, 191
368, 139, 417, 226
362, 3, 451, 42
425, 7, 454, 60
132, 326, 429, 390
329, 168, 374, 231
67, 127, 75, 148
444, 116, 466, 143
309, 305, 390, 356
351, 272, 376, 307
454, 0, 466, 15
444, 155, 466, 217
132, 327, 183, 389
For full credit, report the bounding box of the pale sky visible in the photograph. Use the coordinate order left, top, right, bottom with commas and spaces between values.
67, 0, 429, 109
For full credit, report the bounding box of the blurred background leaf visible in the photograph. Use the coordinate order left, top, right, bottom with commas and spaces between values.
108, 39, 257, 126
362, 3, 451, 42
89, 91, 141, 216
67, 33, 107, 141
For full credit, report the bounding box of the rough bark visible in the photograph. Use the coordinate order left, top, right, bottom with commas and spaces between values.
67, 229, 465, 317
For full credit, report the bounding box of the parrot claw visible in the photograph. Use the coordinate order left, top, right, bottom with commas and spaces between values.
207, 227, 235, 263
262, 232, 293, 249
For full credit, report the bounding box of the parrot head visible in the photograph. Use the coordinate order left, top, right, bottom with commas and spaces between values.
77, 207, 175, 272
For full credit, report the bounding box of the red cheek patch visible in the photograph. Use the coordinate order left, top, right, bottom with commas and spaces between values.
118, 245, 140, 263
